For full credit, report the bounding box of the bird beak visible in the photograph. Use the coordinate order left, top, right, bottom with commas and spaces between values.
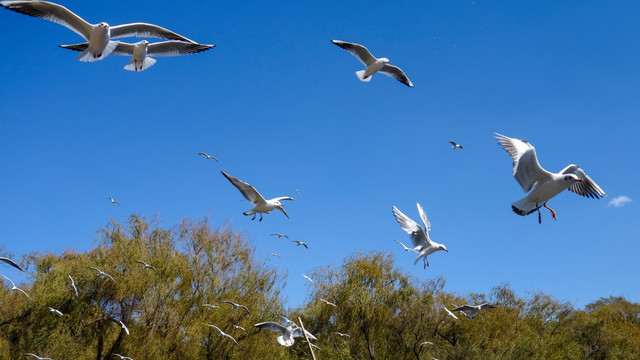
444, 249, 449, 252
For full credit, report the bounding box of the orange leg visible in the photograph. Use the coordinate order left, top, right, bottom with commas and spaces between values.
543, 201, 557, 220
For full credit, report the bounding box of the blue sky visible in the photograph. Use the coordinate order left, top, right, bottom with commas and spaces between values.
1, 0, 638, 309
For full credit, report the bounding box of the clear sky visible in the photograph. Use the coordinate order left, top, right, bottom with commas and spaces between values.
1, 0, 638, 309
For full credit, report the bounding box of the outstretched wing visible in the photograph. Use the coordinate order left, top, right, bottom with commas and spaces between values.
109, 23, 194, 42
254, 321, 287, 335
292, 327, 317, 340
379, 64, 413, 87
147, 41, 214, 57
1, 0, 92, 39
332, 40, 377, 66
560, 164, 606, 199
221, 171, 267, 206
392, 206, 428, 249
0, 256, 24, 271
495, 133, 552, 192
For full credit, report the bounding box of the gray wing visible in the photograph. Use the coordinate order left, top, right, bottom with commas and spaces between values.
0, 256, 24, 271
379, 64, 413, 87
254, 321, 287, 335
478, 303, 497, 309
272, 196, 295, 202
109, 23, 194, 42
332, 40, 377, 66
451, 305, 475, 312
291, 327, 317, 340
495, 133, 552, 192
392, 206, 428, 249
221, 171, 267, 206
1, 0, 92, 39
416, 203, 431, 232
147, 41, 214, 57
560, 164, 606, 199
222, 333, 240, 346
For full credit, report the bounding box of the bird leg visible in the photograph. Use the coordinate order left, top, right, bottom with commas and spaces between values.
251, 214, 256, 220
259, 214, 263, 222
536, 202, 542, 224
423, 257, 429, 269
543, 201, 557, 220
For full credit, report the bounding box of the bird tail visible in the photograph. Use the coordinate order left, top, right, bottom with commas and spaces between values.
356, 70, 372, 82
124, 57, 157, 72
76, 40, 118, 62
511, 198, 539, 216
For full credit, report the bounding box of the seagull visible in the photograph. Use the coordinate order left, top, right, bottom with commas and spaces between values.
59, 40, 214, 71
450, 303, 497, 319
334, 332, 350, 338
203, 303, 220, 310
24, 354, 53, 360
392, 204, 448, 269
89, 266, 115, 282
0, 0, 195, 62
419, 341, 434, 347
443, 306, 458, 320
449, 141, 464, 150
393, 240, 419, 254
320, 298, 337, 307
197, 152, 219, 162
332, 40, 413, 87
233, 325, 245, 331
111, 354, 133, 360
302, 274, 313, 283
220, 300, 251, 315
254, 321, 316, 347
135, 260, 157, 272
221, 171, 295, 221
0, 256, 24, 271
68, 274, 78, 297
292, 240, 308, 249
2, 275, 30, 298
495, 133, 606, 223
270, 233, 289, 239
47, 307, 63, 316
206, 324, 240, 346
118, 320, 130, 335
108, 197, 120, 206
269, 252, 281, 258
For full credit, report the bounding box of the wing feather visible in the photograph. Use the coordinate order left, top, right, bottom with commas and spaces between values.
1, 0, 92, 39
109, 22, 194, 42
147, 41, 214, 56
331, 40, 377, 66
379, 64, 413, 87
560, 164, 606, 199
495, 133, 552, 192
221, 171, 266, 205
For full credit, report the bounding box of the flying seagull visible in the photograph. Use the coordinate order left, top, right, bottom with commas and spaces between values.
221, 171, 295, 221
419, 341, 434, 347
197, 152, 219, 162
495, 133, 606, 223
0, 0, 194, 62
291, 240, 308, 249
449, 141, 464, 150
220, 300, 251, 315
450, 303, 497, 319
135, 260, 157, 272
60, 40, 214, 71
89, 266, 115, 282
206, 324, 240, 346
0, 256, 24, 271
320, 298, 337, 307
302, 274, 313, 283
269, 252, 281, 258
118, 320, 130, 335
332, 40, 413, 87
47, 307, 63, 316
108, 197, 120, 206
270, 233, 289, 239
392, 204, 448, 269
443, 306, 458, 320
334, 332, 350, 338
254, 321, 317, 347
24, 354, 53, 360
2, 275, 30, 298
233, 324, 245, 331
111, 354, 133, 360
203, 303, 220, 310
393, 240, 419, 254
68, 274, 78, 297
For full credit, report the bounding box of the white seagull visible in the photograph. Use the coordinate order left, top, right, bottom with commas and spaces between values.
197, 152, 219, 162
220, 300, 251, 315
269, 252, 281, 258
270, 233, 289, 239
2, 275, 30, 299
419, 341, 434, 347
443, 306, 458, 320
292, 240, 308, 249
221, 171, 295, 221
47, 307, 63, 316
203, 303, 220, 310
24, 354, 53, 360
335, 332, 350, 338
60, 40, 214, 71
0, 256, 24, 271
68, 274, 78, 297
135, 260, 157, 272
392, 204, 448, 269
118, 320, 130, 335
89, 266, 115, 282
111, 354, 133, 360
495, 133, 606, 223
206, 324, 240, 346
393, 240, 419, 254
254, 321, 317, 347
233, 324, 245, 331
108, 197, 120, 206
449, 141, 464, 150
0, 0, 194, 62
332, 40, 413, 87
450, 303, 497, 319
302, 274, 313, 283
320, 298, 337, 307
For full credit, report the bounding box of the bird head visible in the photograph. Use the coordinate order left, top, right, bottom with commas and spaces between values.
564, 174, 582, 183
381, 57, 390, 63
98, 22, 109, 28
440, 244, 448, 252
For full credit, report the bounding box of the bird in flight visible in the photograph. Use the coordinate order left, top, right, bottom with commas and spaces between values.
111, 354, 134, 360
270, 233, 289, 239
89, 267, 115, 282
392, 204, 448, 269
302, 274, 313, 283
220, 300, 251, 315
254, 321, 316, 347
221, 171, 295, 221
206, 324, 240, 346
197, 152, 219, 162
450, 303, 497, 319
108, 197, 120, 206
233, 324, 245, 331
2, 274, 31, 299
335, 332, 350, 338
495, 133, 606, 223
0, 256, 23, 271
135, 260, 157, 272
448, 141, 464, 150
291, 240, 308, 249
48, 307, 64, 316
68, 274, 78, 297
443, 306, 458, 320
320, 298, 337, 307
24, 353, 53, 360
203, 303, 220, 310
269, 253, 281, 258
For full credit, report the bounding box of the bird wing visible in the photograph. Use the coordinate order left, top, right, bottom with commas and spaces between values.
238, 305, 251, 314
443, 306, 458, 319
495, 133, 552, 192
331, 40, 377, 66
272, 196, 295, 202
379, 64, 413, 87
292, 327, 317, 340
416, 203, 431, 232
207, 324, 224, 334
560, 164, 606, 199
478, 303, 497, 309
59, 41, 134, 56
109, 23, 194, 42
223, 333, 240, 346
147, 41, 214, 57
255, 321, 287, 335
0, 256, 24, 271
451, 305, 475, 312
0, 0, 92, 39
392, 206, 428, 249
221, 171, 267, 206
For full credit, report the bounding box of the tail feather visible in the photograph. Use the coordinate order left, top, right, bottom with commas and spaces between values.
511, 198, 539, 216
356, 70, 372, 82
124, 56, 157, 72
76, 41, 118, 62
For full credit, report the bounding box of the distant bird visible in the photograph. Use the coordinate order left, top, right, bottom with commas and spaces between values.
221, 171, 295, 221
47, 307, 63, 316
443, 306, 458, 320
111, 354, 133, 360
24, 354, 52, 360
89, 266, 115, 282
448, 141, 464, 150
197, 152, 219, 162
118, 320, 130, 335
450, 303, 497, 319
320, 298, 337, 307
334, 332, 350, 338
108, 197, 120, 206
254, 321, 317, 347
0, 256, 24, 271
269, 252, 281, 258
392, 204, 448, 269
393, 240, 419, 254
292, 240, 308, 249
220, 300, 251, 315
68, 274, 78, 297
296, 189, 300, 195
203, 303, 220, 310
0, 0, 194, 62
60, 40, 214, 71
302, 274, 313, 283
419, 341, 434, 347
233, 325, 245, 331
270, 233, 289, 239
2, 275, 30, 299
495, 133, 606, 223
135, 260, 157, 272
206, 324, 240, 346
332, 40, 413, 87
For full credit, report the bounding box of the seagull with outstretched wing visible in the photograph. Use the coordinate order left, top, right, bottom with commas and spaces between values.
392, 204, 448, 269
221, 171, 294, 221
